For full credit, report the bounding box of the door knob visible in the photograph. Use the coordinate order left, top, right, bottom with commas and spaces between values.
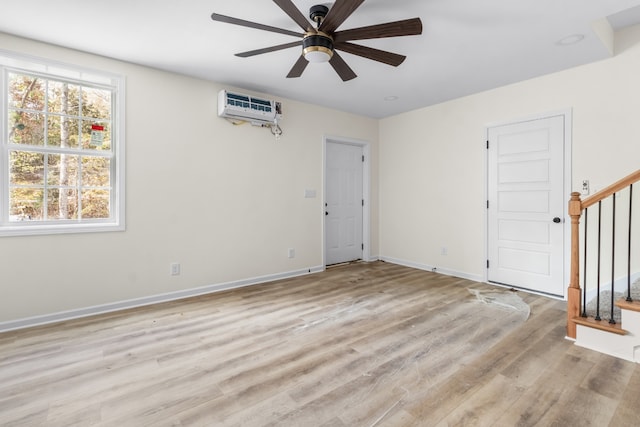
553, 217, 561, 223
325, 211, 329, 216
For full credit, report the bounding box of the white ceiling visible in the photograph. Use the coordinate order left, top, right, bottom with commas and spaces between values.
1, 0, 640, 118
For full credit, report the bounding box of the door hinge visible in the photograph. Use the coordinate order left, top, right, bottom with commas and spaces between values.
362, 155, 365, 162
362, 243, 364, 250
487, 200, 489, 209
486, 140, 489, 149
486, 260, 490, 268
362, 199, 364, 207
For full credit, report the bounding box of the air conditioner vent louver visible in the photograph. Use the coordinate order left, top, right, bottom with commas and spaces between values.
218, 90, 282, 125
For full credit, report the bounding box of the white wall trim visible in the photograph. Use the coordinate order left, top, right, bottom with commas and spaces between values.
381, 257, 567, 300
0, 265, 325, 333
380, 256, 484, 283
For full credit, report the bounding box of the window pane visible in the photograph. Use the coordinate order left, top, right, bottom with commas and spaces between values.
10, 150, 44, 185
81, 189, 110, 219
10, 188, 44, 221
48, 81, 80, 116
8, 73, 45, 111
2, 57, 122, 235
47, 115, 80, 148
47, 189, 79, 220
9, 111, 45, 145
82, 87, 111, 119
82, 156, 110, 187
48, 154, 79, 186
81, 120, 111, 150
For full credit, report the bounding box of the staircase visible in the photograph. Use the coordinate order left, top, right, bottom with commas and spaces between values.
573, 300, 640, 362
567, 169, 640, 363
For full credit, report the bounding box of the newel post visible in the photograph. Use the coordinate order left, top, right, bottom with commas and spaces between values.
567, 192, 583, 339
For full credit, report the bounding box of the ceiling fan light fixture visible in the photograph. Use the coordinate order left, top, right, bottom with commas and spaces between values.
303, 33, 334, 63
304, 47, 333, 63
211, 1, 423, 80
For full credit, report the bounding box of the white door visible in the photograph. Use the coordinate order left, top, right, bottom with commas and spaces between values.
325, 142, 363, 265
487, 115, 566, 296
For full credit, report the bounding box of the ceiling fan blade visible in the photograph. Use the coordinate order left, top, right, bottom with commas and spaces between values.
236, 41, 301, 58
334, 17, 423, 42
286, 55, 309, 78
272, 0, 313, 31
334, 42, 406, 67
329, 52, 357, 81
211, 13, 302, 38
319, 0, 366, 34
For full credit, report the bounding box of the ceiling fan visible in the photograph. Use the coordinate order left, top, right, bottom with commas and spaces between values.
211, 0, 423, 81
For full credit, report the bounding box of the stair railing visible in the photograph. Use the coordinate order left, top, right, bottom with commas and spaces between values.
567, 169, 640, 339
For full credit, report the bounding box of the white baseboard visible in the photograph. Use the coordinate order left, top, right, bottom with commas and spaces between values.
0, 265, 325, 333
379, 256, 484, 283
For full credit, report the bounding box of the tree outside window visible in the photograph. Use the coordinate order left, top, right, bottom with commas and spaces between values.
1, 55, 124, 235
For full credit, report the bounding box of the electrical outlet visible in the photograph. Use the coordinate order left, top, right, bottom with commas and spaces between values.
441, 247, 448, 255
582, 180, 590, 195
170, 263, 181, 276
288, 248, 295, 259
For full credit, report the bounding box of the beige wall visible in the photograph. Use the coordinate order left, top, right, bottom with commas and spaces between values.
0, 33, 379, 324
379, 25, 640, 280
3, 24, 640, 327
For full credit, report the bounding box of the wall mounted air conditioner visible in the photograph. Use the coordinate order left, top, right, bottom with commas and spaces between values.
217, 90, 282, 125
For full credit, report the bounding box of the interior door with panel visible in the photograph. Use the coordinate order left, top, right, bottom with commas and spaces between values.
325, 141, 363, 266
487, 115, 566, 296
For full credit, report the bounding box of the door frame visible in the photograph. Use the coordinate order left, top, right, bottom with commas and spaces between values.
323, 135, 371, 267
484, 109, 573, 299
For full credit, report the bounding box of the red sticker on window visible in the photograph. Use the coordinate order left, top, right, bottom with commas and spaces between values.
90, 124, 105, 147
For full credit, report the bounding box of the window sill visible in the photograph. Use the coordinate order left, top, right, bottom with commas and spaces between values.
0, 221, 125, 237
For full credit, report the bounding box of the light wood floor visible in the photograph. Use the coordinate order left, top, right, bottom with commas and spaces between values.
1, 261, 638, 426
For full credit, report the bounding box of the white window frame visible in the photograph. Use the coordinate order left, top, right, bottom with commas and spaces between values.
0, 50, 125, 237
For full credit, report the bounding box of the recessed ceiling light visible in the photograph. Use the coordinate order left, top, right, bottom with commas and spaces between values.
384, 96, 399, 101
556, 34, 585, 46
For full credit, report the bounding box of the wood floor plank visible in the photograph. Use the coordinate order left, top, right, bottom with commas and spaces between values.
609, 366, 640, 426
223, 391, 299, 427
401, 303, 568, 424
494, 352, 595, 426
580, 353, 636, 401
499, 324, 569, 387
537, 385, 619, 426
434, 373, 526, 427
0, 261, 638, 427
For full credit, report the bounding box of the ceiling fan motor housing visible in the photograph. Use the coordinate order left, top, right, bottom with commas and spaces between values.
303, 32, 334, 61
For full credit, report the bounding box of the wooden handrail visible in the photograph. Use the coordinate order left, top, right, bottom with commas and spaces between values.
582, 169, 640, 209
567, 169, 640, 339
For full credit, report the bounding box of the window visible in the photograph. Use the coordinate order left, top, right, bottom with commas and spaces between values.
0, 51, 124, 236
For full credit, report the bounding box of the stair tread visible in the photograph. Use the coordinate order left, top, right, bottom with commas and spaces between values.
615, 299, 640, 312
572, 316, 627, 335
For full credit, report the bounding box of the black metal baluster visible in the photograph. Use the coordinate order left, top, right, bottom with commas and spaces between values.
596, 201, 602, 321
609, 193, 616, 324
627, 184, 633, 302
582, 208, 588, 317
